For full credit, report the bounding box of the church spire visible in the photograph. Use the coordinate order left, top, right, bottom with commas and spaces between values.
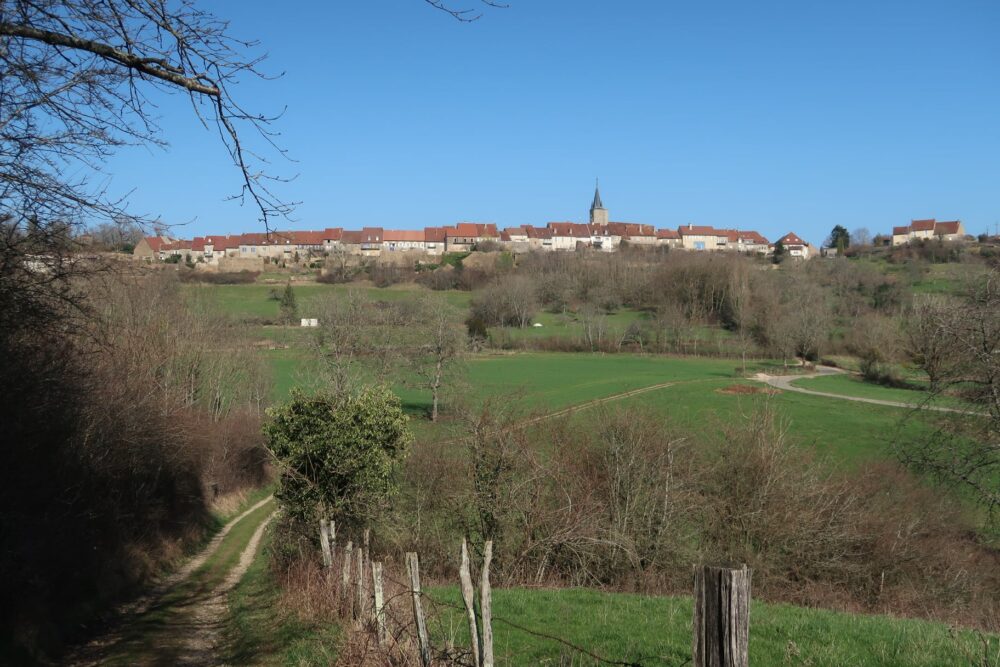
591, 179, 604, 211
589, 179, 608, 226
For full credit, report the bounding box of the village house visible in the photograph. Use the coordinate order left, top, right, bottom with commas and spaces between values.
679, 224, 728, 251
547, 222, 592, 250
133, 235, 179, 260
891, 219, 965, 246
445, 223, 499, 252
773, 232, 815, 259
656, 228, 682, 248
423, 227, 447, 255
383, 229, 426, 252
322, 228, 343, 253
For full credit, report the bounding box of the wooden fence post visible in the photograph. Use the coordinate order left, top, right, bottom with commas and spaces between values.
406, 552, 432, 667
319, 519, 332, 568
692, 564, 751, 667
363, 527, 371, 573
354, 546, 365, 622
371, 561, 387, 646
459, 538, 480, 667
480, 540, 494, 667
341, 541, 353, 614
329, 520, 336, 562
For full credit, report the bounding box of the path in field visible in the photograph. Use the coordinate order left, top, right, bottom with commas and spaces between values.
754, 366, 983, 415
66, 495, 275, 666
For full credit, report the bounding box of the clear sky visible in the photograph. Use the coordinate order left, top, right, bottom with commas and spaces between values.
109, 0, 1000, 244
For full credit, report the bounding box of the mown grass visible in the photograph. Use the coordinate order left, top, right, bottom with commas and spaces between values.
574, 377, 924, 464
223, 529, 341, 666
182, 282, 471, 319
264, 350, 925, 464
425, 586, 994, 666
792, 373, 974, 410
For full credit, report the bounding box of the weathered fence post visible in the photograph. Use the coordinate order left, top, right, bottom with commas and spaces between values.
328, 520, 336, 562
371, 561, 387, 646
459, 538, 481, 667
354, 546, 365, 622
406, 552, 432, 667
692, 564, 751, 667
341, 541, 354, 614
480, 540, 494, 667
363, 527, 371, 573
319, 519, 332, 568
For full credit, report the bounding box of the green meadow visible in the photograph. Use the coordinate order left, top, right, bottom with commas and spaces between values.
425, 586, 991, 667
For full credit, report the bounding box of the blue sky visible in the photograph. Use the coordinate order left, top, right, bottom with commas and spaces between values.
110, 0, 1000, 244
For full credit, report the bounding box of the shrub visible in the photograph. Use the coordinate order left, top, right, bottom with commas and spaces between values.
263, 386, 412, 539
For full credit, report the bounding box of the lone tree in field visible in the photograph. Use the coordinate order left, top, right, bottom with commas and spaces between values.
411, 295, 467, 421
263, 386, 412, 531
279, 283, 298, 325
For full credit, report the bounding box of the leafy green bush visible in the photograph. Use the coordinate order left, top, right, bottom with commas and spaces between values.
263, 386, 412, 535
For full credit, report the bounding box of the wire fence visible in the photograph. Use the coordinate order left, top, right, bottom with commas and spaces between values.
316, 520, 700, 667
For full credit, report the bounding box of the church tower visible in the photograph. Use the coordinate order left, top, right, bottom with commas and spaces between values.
589, 180, 608, 226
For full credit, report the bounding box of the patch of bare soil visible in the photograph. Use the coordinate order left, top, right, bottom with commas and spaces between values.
717, 384, 781, 396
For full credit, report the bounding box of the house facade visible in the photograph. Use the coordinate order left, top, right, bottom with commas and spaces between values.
891, 219, 965, 246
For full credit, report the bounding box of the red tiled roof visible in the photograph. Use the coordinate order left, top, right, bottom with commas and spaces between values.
287, 230, 325, 246
547, 222, 591, 238
323, 227, 343, 241
191, 236, 206, 252
449, 222, 498, 239
504, 226, 529, 237
360, 227, 383, 242
384, 229, 425, 242
678, 224, 724, 237
935, 221, 961, 235
160, 240, 191, 251
340, 230, 363, 244
143, 236, 169, 252
892, 226, 910, 235
524, 226, 552, 239
731, 230, 769, 245
499, 231, 511, 242
778, 232, 806, 246
205, 235, 242, 250
656, 229, 680, 239
607, 222, 655, 238
424, 227, 449, 243
910, 219, 936, 232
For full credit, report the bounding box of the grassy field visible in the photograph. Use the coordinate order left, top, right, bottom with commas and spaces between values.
262, 349, 924, 464
425, 586, 993, 667
183, 282, 471, 319
792, 373, 972, 410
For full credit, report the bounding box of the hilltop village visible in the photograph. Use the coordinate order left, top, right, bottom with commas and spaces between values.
134, 186, 824, 265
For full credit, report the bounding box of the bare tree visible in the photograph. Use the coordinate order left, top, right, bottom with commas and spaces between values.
424, 0, 509, 22
904, 295, 960, 392
897, 271, 1000, 521
851, 227, 873, 247
411, 294, 466, 421
1, 0, 294, 339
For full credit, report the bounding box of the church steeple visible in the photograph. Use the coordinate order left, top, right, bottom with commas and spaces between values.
591, 180, 604, 211
589, 179, 608, 226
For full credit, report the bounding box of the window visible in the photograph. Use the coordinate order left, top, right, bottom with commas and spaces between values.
695, 241, 705, 250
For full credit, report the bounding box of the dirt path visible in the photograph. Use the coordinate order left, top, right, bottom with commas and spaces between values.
174, 512, 275, 666
754, 366, 983, 415
64, 495, 275, 666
